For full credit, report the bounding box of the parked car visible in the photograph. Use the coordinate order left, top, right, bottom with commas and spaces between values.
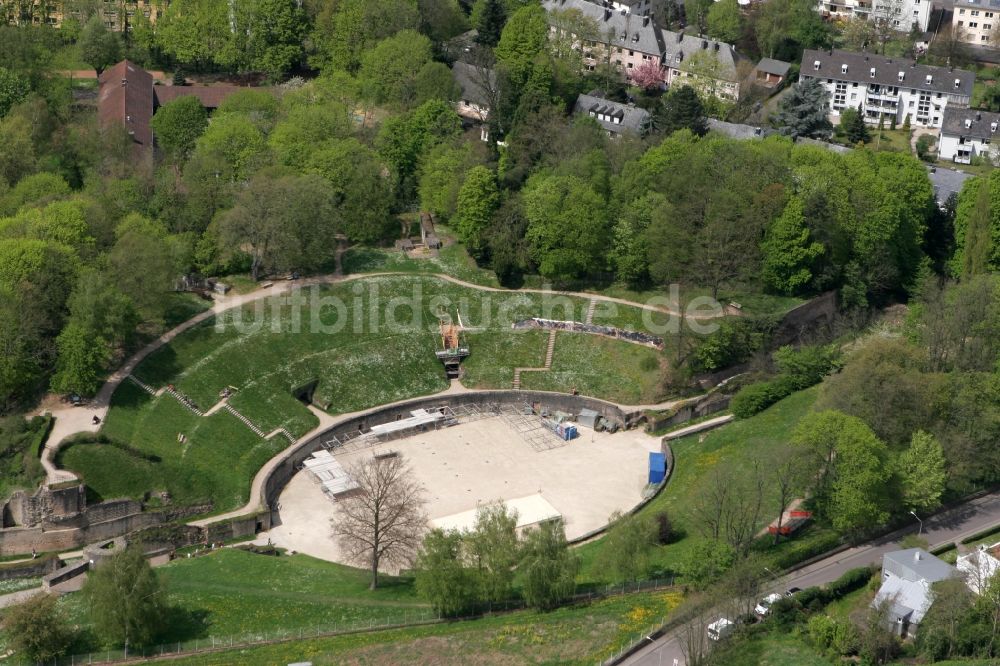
785, 587, 802, 597
754, 593, 783, 616
706, 617, 735, 641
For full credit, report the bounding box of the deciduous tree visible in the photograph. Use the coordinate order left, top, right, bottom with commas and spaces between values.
150, 95, 208, 162
519, 518, 578, 610
334, 454, 427, 589
415, 528, 478, 616
3, 592, 73, 662
898, 430, 947, 512
83, 547, 166, 651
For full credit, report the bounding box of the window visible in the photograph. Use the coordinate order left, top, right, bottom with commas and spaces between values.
972, 9, 981, 15
851, 93, 857, 100
959, 19, 965, 25
970, 21, 978, 27
988, 11, 996, 16
959, 7, 966, 13
987, 24, 993, 29
629, 50, 634, 56
985, 34, 991, 40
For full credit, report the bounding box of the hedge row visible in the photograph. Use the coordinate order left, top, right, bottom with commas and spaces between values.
730, 375, 799, 419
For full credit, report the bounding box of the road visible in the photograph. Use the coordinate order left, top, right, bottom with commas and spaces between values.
622, 491, 1000, 666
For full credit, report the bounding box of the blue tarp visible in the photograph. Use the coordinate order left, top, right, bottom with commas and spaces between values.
648, 452, 666, 484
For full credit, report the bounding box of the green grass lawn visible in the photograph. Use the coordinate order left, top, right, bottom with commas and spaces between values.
341, 239, 501, 288
133, 588, 681, 666
710, 631, 834, 666
576, 386, 822, 583
519, 332, 665, 405
63, 276, 670, 511
54, 549, 430, 651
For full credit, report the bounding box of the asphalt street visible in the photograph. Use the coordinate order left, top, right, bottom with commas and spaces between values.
622, 491, 1000, 666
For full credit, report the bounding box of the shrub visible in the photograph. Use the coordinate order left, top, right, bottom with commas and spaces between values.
730, 375, 798, 418
916, 134, 936, 162
826, 566, 873, 600
694, 317, 776, 372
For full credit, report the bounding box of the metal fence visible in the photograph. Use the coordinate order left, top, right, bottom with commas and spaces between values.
41, 578, 678, 666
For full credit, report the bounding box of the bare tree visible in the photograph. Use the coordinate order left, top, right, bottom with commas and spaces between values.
333, 454, 428, 589
677, 597, 720, 666
871, 0, 906, 54
770, 445, 813, 544
690, 459, 766, 555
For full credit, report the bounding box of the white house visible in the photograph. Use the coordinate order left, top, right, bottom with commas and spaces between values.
799, 49, 975, 129
818, 0, 931, 33
939, 107, 1000, 164
957, 542, 1000, 594
874, 548, 957, 638
952, 0, 1000, 46
574, 92, 652, 136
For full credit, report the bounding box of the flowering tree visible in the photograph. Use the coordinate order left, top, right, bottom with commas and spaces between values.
631, 60, 665, 90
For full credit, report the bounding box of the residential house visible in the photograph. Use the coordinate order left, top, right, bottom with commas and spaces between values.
98, 59, 264, 157
873, 548, 956, 638
573, 92, 651, 136
1, 0, 168, 29
541, 0, 743, 100
753, 58, 791, 88
451, 61, 496, 142
939, 106, 1000, 164
799, 49, 974, 129
817, 0, 931, 33
927, 166, 973, 207
957, 542, 1000, 594
706, 118, 776, 139
661, 31, 744, 101
952, 0, 1000, 46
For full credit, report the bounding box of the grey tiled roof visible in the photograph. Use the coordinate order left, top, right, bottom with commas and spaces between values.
941, 106, 1000, 141
451, 61, 495, 109
661, 30, 740, 81
574, 93, 650, 133
884, 549, 956, 584
802, 49, 975, 97
542, 0, 665, 57
927, 166, 973, 205
706, 118, 776, 139
756, 58, 791, 77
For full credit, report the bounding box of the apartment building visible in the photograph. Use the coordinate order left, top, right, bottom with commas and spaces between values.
0, 0, 167, 30
817, 0, 931, 34
952, 0, 1000, 46
541, 0, 742, 99
800, 49, 974, 128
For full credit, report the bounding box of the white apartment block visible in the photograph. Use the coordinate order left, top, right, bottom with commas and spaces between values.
800, 49, 974, 129
818, 0, 931, 34
541, 0, 743, 99
939, 107, 1000, 164
953, 0, 1000, 46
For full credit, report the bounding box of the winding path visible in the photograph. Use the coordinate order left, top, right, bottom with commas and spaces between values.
38, 270, 718, 485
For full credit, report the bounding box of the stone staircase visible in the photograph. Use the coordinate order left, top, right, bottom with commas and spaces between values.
223, 404, 267, 438
513, 330, 558, 391
585, 297, 598, 325
165, 387, 204, 417
126, 375, 157, 396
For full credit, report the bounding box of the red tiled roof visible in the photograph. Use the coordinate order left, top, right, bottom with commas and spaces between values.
97, 60, 154, 150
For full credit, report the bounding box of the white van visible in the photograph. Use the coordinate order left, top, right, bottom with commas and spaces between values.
754, 593, 783, 617
706, 617, 735, 641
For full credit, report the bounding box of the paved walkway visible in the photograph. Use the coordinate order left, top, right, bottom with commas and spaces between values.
37, 271, 717, 485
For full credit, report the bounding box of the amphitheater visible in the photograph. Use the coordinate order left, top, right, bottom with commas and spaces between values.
269, 395, 664, 566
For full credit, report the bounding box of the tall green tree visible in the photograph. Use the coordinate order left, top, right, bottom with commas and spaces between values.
83, 547, 166, 650
156, 0, 230, 70
839, 106, 870, 144
519, 519, 578, 610
476, 0, 507, 46
358, 30, 434, 107
495, 5, 548, 88
791, 410, 892, 533
658, 85, 707, 137
150, 95, 209, 161
306, 138, 392, 243
597, 511, 657, 583
761, 195, 824, 294
50, 321, 108, 397
0, 67, 28, 119
898, 430, 947, 513
454, 165, 500, 253
706, 0, 742, 44
310, 0, 420, 73
79, 15, 123, 75
3, 592, 74, 662
415, 528, 478, 616
524, 173, 609, 280
773, 78, 832, 139
221, 0, 307, 77
468, 502, 519, 604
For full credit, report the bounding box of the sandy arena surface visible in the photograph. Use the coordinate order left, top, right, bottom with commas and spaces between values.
266, 417, 662, 566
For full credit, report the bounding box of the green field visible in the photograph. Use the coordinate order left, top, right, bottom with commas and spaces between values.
137, 587, 682, 666
60, 276, 668, 511
709, 632, 834, 666
54, 549, 429, 651
576, 386, 823, 582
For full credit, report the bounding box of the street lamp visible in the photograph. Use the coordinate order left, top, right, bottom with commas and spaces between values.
910, 510, 924, 536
